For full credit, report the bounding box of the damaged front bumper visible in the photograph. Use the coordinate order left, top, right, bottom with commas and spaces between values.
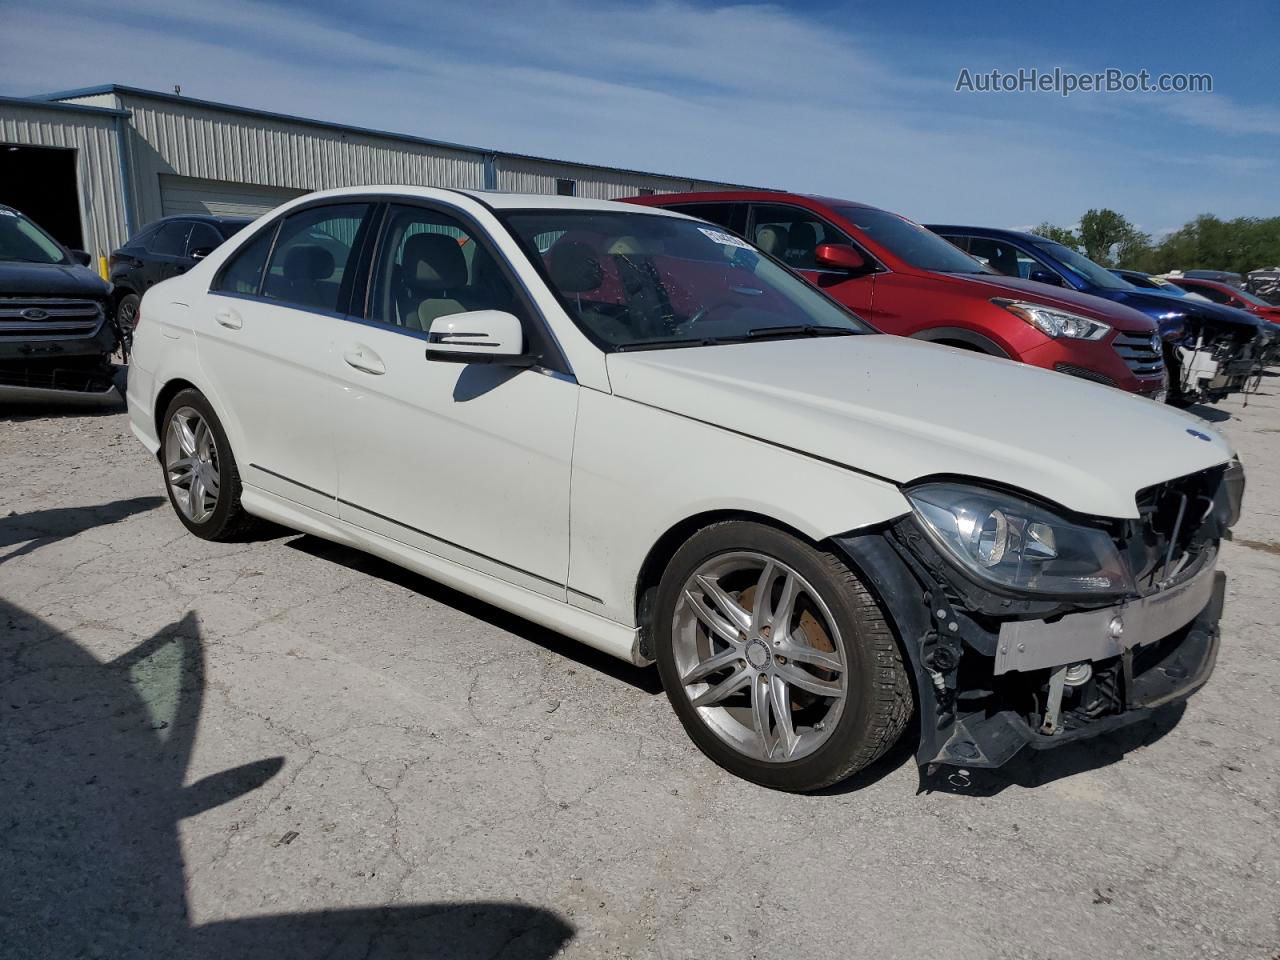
836, 484, 1232, 771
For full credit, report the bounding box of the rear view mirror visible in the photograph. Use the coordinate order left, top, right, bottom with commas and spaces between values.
814, 243, 868, 272
69, 249, 92, 267
1029, 269, 1064, 287
425, 310, 536, 366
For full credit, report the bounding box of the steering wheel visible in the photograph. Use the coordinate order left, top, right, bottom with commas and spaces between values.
673, 302, 734, 334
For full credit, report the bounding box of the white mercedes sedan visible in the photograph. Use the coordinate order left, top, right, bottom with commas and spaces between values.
127, 187, 1243, 791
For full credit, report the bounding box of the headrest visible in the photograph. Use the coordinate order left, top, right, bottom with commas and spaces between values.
283, 244, 335, 281
787, 221, 818, 250
402, 233, 467, 289
548, 240, 603, 294
755, 225, 787, 257
607, 235, 659, 256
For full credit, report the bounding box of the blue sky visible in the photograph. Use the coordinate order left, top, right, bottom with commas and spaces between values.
1, 0, 1275, 235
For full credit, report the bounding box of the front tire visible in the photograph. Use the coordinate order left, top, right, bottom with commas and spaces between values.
654, 521, 912, 792
160, 388, 257, 541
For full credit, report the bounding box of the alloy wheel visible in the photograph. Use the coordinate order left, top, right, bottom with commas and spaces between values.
671, 552, 849, 763
164, 406, 220, 524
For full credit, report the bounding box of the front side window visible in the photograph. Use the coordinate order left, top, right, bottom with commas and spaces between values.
262, 203, 371, 313
367, 205, 518, 332
834, 207, 988, 274
148, 221, 193, 258
750, 204, 851, 269
186, 223, 223, 257
1032, 240, 1131, 290
504, 210, 871, 351
1185, 283, 1232, 304
0, 208, 67, 264
965, 236, 1054, 281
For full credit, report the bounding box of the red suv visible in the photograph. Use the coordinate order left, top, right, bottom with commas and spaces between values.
1166, 276, 1280, 326
627, 191, 1166, 399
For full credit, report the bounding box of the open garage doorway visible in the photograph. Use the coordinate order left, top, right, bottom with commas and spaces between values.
0, 144, 83, 249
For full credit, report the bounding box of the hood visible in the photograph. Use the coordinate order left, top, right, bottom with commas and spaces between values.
0, 260, 111, 299
607, 335, 1233, 519
1089, 286, 1264, 334
929, 273, 1157, 330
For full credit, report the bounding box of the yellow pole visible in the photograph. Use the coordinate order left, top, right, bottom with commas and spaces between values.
99, 256, 109, 281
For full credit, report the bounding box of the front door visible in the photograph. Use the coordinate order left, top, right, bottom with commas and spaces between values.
332, 202, 577, 599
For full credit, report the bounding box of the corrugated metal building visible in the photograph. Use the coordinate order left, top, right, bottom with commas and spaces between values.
0, 84, 745, 264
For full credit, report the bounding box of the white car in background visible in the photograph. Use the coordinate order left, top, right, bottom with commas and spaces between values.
127, 187, 1243, 791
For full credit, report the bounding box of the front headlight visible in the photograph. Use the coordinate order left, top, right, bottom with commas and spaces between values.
907, 483, 1133, 596
992, 299, 1111, 341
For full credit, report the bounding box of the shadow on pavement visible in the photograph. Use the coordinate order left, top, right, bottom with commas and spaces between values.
1184, 403, 1233, 423
0, 495, 166, 564
287, 534, 663, 695
0, 601, 574, 959
919, 703, 1186, 797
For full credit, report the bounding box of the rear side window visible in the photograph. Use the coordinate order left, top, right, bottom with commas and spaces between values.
670, 202, 745, 235
215, 226, 278, 296
148, 221, 192, 257
262, 204, 372, 313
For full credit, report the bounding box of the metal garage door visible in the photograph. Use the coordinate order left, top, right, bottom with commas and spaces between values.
159, 175, 307, 218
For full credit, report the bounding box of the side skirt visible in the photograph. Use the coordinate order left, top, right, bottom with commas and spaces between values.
239, 485, 647, 666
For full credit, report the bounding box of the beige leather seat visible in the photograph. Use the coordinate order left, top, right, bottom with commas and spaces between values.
398, 233, 469, 331
754, 224, 787, 258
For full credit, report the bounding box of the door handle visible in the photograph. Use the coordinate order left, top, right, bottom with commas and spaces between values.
214, 309, 242, 330
344, 345, 386, 375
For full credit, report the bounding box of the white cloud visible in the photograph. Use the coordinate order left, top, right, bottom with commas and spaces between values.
0, 0, 1274, 229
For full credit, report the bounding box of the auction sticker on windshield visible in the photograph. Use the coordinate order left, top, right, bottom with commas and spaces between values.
698, 227, 753, 249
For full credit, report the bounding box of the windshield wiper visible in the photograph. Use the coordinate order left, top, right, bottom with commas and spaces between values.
614, 336, 739, 352
745, 324, 859, 340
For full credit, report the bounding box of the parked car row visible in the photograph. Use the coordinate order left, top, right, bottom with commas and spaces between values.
120, 185, 1245, 791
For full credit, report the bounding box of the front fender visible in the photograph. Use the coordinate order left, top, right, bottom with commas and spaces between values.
568, 389, 911, 625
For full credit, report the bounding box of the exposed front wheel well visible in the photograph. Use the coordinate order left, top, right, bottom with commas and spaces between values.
633, 510, 818, 659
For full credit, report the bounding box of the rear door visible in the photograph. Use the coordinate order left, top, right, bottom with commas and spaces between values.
196, 201, 376, 515
746, 202, 875, 319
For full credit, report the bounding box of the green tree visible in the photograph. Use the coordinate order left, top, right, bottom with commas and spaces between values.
1078, 209, 1149, 268
1031, 222, 1080, 250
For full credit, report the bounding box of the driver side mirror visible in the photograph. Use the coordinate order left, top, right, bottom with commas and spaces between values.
69, 249, 92, 267
813, 243, 868, 273
425, 310, 537, 366
1029, 269, 1064, 287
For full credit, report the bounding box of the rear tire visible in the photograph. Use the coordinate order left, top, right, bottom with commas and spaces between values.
159, 388, 258, 541
654, 521, 912, 792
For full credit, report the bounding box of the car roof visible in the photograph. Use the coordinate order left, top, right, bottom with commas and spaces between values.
626, 188, 884, 212
924, 224, 1048, 243
272, 185, 698, 218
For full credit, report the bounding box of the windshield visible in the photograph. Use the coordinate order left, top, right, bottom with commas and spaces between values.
503, 211, 871, 351
833, 207, 990, 274
0, 209, 67, 264
1034, 240, 1130, 290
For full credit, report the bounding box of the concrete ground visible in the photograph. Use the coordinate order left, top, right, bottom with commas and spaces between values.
2, 380, 1278, 960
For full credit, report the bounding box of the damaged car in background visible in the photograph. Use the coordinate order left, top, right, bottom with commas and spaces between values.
929, 224, 1271, 407
0, 204, 122, 404
128, 187, 1244, 790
